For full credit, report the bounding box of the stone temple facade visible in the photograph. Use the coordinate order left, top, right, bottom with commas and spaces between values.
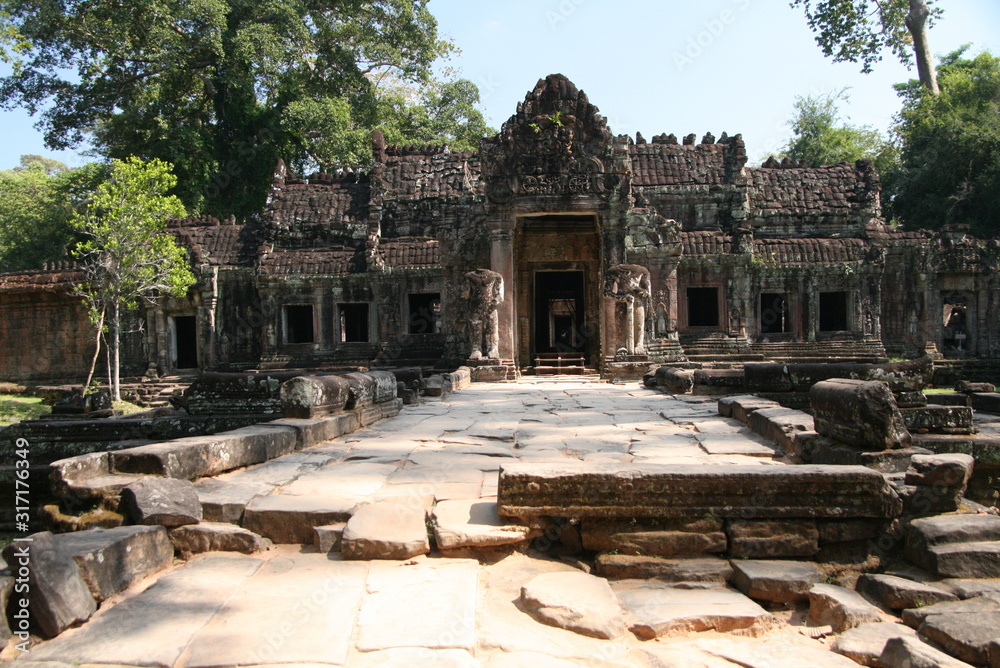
2, 74, 999, 382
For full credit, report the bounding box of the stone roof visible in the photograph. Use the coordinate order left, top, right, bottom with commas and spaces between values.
259, 245, 361, 276
754, 238, 870, 264
380, 237, 441, 268
0, 264, 83, 293
746, 162, 877, 218
681, 231, 731, 255
168, 216, 257, 268
262, 175, 370, 245
630, 143, 727, 187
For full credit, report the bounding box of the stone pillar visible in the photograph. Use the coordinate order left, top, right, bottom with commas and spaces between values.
490, 226, 515, 361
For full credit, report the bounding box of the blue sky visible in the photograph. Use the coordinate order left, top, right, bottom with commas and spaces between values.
2, 0, 999, 170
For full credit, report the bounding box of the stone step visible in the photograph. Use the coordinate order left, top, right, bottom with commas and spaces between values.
904, 514, 1000, 577
242, 494, 360, 544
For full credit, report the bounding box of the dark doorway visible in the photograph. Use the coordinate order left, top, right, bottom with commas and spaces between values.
408, 293, 441, 334
535, 271, 585, 355
819, 292, 849, 332
284, 305, 316, 344
172, 315, 198, 368
759, 293, 791, 334
687, 287, 720, 328
339, 303, 370, 342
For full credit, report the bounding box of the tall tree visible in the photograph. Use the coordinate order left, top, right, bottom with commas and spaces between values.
791, 0, 941, 94
780, 89, 891, 167
0, 0, 472, 218
890, 49, 1000, 236
72, 157, 194, 400
0, 157, 104, 272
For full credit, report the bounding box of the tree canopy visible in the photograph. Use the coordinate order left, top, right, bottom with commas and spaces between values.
890, 49, 1000, 236
0, 157, 105, 272
791, 0, 941, 93
72, 157, 194, 399
0, 0, 491, 219
779, 89, 892, 167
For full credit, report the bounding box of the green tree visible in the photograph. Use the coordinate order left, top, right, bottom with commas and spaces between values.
890, 49, 1000, 236
72, 157, 194, 400
0, 157, 105, 272
780, 89, 891, 167
0, 0, 471, 218
791, 0, 941, 94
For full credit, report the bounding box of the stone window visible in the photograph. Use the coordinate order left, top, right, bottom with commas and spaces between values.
759, 293, 791, 334
283, 304, 316, 344
819, 292, 850, 332
338, 303, 370, 343
408, 293, 441, 334
687, 287, 720, 328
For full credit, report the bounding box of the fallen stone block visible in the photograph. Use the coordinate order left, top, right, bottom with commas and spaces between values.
267, 413, 360, 449
169, 522, 271, 557
182, 371, 303, 416
654, 366, 694, 394
956, 381, 996, 394
520, 571, 627, 639
728, 519, 819, 558
730, 560, 824, 603
448, 367, 472, 391
313, 523, 347, 553
193, 478, 271, 524
342, 371, 397, 409
856, 573, 958, 610
808, 583, 884, 632
746, 406, 814, 453
905, 453, 974, 488
880, 635, 976, 668
919, 608, 1000, 666
810, 379, 911, 450
831, 622, 921, 667
357, 397, 404, 426
55, 525, 173, 602
498, 462, 903, 521
341, 502, 429, 560
279, 375, 350, 418
422, 374, 451, 398
121, 477, 202, 527
613, 582, 778, 639
2, 532, 96, 638
692, 369, 745, 395
717, 395, 780, 423
594, 555, 732, 583
902, 405, 975, 435
243, 494, 359, 544
49, 451, 110, 492
432, 498, 531, 551
904, 514, 1000, 577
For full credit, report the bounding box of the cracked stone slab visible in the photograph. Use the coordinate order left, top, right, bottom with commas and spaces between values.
432, 498, 531, 550
341, 501, 430, 560
520, 571, 627, 639
612, 582, 778, 639
355, 559, 478, 651
28, 554, 263, 667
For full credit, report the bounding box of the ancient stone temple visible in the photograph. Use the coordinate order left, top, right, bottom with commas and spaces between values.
2, 73, 999, 382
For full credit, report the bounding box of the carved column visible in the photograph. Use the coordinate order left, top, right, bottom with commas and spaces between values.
489, 225, 515, 361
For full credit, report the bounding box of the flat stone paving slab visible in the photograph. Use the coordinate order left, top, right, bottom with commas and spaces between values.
432, 498, 531, 550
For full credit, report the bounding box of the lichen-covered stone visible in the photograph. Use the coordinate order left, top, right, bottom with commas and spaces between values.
810, 379, 911, 450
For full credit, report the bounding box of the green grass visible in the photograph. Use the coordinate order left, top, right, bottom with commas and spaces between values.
0, 394, 49, 427
924, 388, 957, 394
114, 400, 145, 415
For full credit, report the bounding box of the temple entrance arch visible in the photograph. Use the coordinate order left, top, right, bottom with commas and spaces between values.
514, 214, 602, 369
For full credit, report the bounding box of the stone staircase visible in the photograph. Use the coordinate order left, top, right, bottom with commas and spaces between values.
904, 514, 1000, 578
532, 352, 587, 375
118, 375, 197, 407
752, 340, 888, 364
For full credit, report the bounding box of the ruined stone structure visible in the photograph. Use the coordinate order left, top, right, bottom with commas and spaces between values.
2, 74, 1000, 381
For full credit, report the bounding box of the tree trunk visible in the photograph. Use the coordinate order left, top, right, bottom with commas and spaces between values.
82, 308, 105, 392
906, 0, 940, 95
110, 302, 121, 402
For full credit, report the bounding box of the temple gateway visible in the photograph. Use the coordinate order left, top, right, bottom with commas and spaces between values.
2, 74, 999, 382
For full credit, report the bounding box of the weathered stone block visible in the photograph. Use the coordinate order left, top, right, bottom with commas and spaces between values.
194, 478, 271, 524
341, 502, 429, 560
919, 609, 1000, 666
279, 375, 350, 418
313, 523, 347, 553
614, 584, 778, 639
183, 371, 304, 415
422, 374, 451, 398
55, 525, 173, 602
267, 413, 360, 449
810, 379, 911, 450
520, 572, 626, 639
727, 519, 819, 558
747, 406, 814, 452
956, 380, 995, 393
970, 392, 1000, 414
2, 532, 96, 638
730, 559, 824, 603
880, 635, 976, 668
498, 462, 902, 520
902, 405, 975, 435
831, 623, 922, 667
808, 583, 884, 632
243, 494, 358, 544
904, 514, 1000, 577
717, 395, 779, 423
342, 371, 397, 409
905, 453, 974, 488
594, 555, 733, 583
817, 519, 889, 545
654, 366, 693, 394
448, 367, 472, 391
856, 573, 957, 610
121, 477, 203, 527
692, 369, 744, 395
169, 522, 271, 557
747, 358, 932, 394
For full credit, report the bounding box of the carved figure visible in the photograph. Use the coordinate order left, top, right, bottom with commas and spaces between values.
605, 264, 651, 355
464, 269, 504, 359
